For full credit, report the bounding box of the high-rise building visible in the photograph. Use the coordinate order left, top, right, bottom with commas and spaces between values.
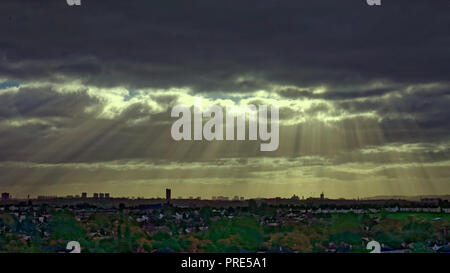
93, 193, 99, 199
105, 193, 110, 199
166, 188, 171, 203
99, 193, 105, 199
1, 192, 11, 201
81, 192, 87, 198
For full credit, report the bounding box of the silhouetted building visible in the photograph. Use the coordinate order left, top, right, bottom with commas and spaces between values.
105, 193, 110, 199
1, 192, 10, 201
81, 192, 87, 198
320, 192, 324, 200
99, 193, 105, 199
37, 195, 57, 200
166, 188, 171, 203
93, 193, 99, 199
421, 198, 441, 206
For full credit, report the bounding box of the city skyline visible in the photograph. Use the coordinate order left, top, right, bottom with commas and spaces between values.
2, 189, 450, 201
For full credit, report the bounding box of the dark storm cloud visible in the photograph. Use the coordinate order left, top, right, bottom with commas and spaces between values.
277, 86, 396, 100
0, 86, 100, 118
336, 85, 450, 132
0, 0, 449, 91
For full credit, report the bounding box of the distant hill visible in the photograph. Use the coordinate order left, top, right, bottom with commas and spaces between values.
362, 195, 450, 201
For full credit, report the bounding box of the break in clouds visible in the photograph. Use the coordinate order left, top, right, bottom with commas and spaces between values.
0, 0, 449, 198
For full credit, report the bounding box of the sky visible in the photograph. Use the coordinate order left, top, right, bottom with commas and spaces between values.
0, 0, 449, 199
